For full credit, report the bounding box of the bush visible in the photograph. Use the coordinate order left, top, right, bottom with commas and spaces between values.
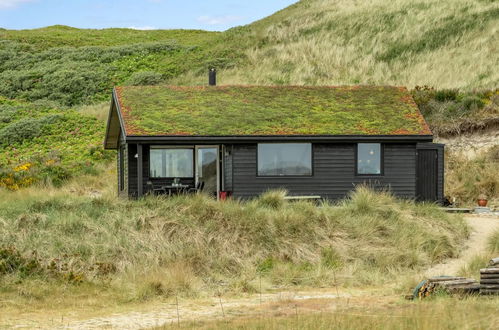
412, 88, 499, 135
126, 71, 165, 86
0, 41, 187, 105
0, 100, 112, 190
0, 118, 42, 146
434, 89, 459, 102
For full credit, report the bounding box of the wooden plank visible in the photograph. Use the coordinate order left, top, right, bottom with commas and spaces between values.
480, 268, 499, 274
479, 284, 499, 289
284, 196, 322, 200
480, 274, 499, 279
428, 277, 466, 283
439, 208, 473, 213
439, 280, 477, 287
480, 279, 499, 284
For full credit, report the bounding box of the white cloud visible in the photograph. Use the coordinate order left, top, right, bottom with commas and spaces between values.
0, 0, 33, 9
127, 26, 157, 30
197, 15, 243, 26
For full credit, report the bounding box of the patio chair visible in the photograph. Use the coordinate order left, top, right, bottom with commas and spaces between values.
188, 181, 204, 194
146, 181, 166, 195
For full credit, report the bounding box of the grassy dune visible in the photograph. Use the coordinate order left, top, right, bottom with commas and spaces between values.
0, 186, 468, 306
200, 0, 499, 89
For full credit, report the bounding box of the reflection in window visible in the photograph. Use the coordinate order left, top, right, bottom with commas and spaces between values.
150, 148, 193, 178
357, 143, 381, 175
258, 143, 312, 176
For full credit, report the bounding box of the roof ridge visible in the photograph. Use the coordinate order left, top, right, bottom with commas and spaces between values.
115, 84, 409, 89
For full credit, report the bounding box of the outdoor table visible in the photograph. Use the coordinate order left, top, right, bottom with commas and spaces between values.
161, 184, 190, 195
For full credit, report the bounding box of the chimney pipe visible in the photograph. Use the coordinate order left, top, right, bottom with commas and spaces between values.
209, 68, 216, 86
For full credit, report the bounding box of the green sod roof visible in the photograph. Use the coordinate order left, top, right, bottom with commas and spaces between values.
114, 85, 431, 136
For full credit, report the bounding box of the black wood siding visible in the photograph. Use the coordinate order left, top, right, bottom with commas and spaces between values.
127, 144, 138, 197
124, 142, 442, 201
223, 146, 233, 191
231, 143, 417, 200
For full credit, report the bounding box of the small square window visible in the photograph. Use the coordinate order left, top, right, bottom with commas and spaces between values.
357, 143, 382, 175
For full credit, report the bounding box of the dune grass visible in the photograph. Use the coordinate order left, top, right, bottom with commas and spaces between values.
445, 145, 499, 207
176, 0, 499, 90
0, 183, 468, 308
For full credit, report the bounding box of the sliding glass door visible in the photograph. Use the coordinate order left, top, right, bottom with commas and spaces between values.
196, 146, 219, 198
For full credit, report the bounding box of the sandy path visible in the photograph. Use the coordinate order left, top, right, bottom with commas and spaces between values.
39, 291, 355, 329
425, 215, 499, 277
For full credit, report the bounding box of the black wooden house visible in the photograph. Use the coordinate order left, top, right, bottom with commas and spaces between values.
104, 84, 444, 202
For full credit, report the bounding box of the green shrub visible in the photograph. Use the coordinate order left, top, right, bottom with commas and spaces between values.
0, 118, 42, 146
461, 95, 485, 110
434, 89, 459, 102
126, 71, 165, 86
0, 100, 112, 190
0, 246, 42, 278
0, 41, 189, 105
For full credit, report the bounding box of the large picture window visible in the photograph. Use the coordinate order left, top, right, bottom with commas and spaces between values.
357, 143, 382, 175
258, 143, 312, 176
150, 148, 194, 178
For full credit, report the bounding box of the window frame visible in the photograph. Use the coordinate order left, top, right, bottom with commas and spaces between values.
355, 143, 384, 176
149, 146, 195, 179
256, 143, 314, 178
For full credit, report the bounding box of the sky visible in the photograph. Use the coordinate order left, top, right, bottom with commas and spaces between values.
0, 0, 297, 31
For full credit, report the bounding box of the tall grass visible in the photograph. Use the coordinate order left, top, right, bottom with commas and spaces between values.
0, 185, 468, 304
445, 145, 499, 207
174, 0, 498, 90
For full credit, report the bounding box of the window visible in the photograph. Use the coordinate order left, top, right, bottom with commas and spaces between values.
357, 143, 382, 175
150, 148, 194, 178
258, 143, 312, 176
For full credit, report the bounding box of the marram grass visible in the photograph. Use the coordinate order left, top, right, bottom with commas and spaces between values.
0, 185, 469, 304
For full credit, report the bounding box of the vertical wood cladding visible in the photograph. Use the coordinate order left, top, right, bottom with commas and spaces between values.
124, 142, 443, 201
231, 143, 417, 200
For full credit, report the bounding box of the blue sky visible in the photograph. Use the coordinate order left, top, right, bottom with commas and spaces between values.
0, 0, 297, 30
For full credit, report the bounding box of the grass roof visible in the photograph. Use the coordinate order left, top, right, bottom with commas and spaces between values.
114, 85, 432, 136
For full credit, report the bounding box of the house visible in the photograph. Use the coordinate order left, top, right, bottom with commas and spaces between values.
104, 82, 444, 202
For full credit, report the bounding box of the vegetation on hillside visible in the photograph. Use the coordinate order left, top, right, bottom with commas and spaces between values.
413, 87, 499, 136
180, 0, 498, 90
445, 145, 499, 207
0, 98, 111, 190
0, 0, 497, 195
0, 186, 468, 304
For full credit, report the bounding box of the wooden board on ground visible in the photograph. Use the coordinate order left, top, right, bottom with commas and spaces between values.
480, 279, 499, 284
480, 268, 499, 274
